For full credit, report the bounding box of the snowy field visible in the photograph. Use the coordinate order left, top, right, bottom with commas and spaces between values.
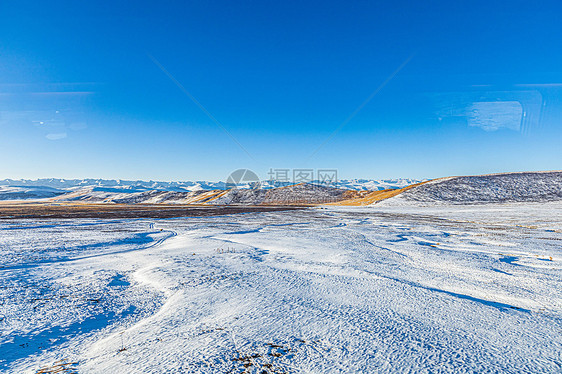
1, 203, 562, 373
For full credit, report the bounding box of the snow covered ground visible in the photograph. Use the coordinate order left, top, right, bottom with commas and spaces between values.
1, 203, 561, 373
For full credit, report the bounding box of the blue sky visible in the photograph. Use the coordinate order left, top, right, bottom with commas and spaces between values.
1, 1, 561, 181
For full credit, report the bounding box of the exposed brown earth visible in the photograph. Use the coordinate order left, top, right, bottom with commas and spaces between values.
0, 202, 308, 220
329, 180, 434, 206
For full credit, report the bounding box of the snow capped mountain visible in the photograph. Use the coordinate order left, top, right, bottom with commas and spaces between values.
0, 178, 224, 191
0, 178, 419, 200
335, 178, 420, 191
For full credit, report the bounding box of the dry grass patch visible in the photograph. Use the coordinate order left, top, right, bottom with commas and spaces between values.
329, 180, 434, 206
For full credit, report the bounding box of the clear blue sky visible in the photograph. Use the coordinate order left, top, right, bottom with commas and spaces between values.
1, 0, 561, 181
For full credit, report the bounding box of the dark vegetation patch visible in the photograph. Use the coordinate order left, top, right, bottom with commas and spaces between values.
0, 204, 307, 220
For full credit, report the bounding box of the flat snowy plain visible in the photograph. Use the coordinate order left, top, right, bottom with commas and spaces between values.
1, 203, 561, 373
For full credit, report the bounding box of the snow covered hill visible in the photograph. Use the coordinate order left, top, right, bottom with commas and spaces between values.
50, 183, 367, 205
4, 172, 561, 206
378, 171, 562, 206
207, 183, 365, 205
0, 186, 66, 200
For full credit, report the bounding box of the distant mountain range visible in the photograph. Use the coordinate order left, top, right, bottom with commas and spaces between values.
0, 178, 421, 200
44, 183, 370, 205
1, 172, 561, 205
